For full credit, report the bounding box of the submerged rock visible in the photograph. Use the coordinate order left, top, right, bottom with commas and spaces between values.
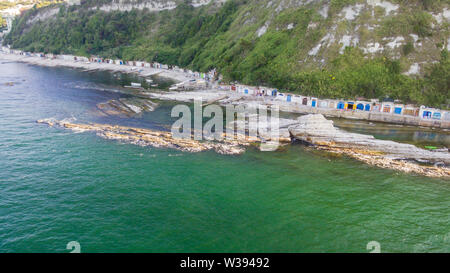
289, 114, 450, 178
97, 98, 159, 117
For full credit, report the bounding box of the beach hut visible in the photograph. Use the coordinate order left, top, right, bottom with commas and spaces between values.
257, 87, 265, 96
432, 112, 442, 120
420, 107, 433, 119
196, 79, 208, 89
346, 102, 355, 110
221, 85, 228, 91
393, 104, 404, 115
273, 93, 286, 102
328, 101, 335, 109
371, 103, 381, 112
403, 106, 419, 117
242, 86, 255, 95
238, 85, 249, 94
381, 103, 394, 113
302, 97, 308, 105
319, 100, 328, 108
422, 111, 432, 119
291, 96, 302, 104
394, 107, 402, 114
443, 112, 450, 121
419, 106, 444, 120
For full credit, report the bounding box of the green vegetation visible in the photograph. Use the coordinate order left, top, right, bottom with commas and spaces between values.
3, 0, 450, 107
423, 50, 450, 107
402, 42, 414, 56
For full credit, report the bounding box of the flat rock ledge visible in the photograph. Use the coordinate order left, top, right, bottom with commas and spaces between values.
289, 114, 450, 178
97, 98, 159, 117
37, 119, 252, 155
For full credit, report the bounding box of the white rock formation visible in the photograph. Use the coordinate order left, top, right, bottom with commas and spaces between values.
367, 0, 399, 16
289, 114, 450, 165
339, 4, 364, 21
94, 0, 226, 12
404, 63, 420, 75
257, 22, 270, 37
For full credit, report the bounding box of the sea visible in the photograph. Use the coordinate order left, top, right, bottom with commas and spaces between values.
0, 60, 448, 253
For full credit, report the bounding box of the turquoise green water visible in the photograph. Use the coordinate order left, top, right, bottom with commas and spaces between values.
0, 62, 449, 253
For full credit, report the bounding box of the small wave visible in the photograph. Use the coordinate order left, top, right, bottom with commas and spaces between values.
60, 116, 77, 123
168, 154, 183, 157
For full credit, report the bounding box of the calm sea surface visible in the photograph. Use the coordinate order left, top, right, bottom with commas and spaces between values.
0, 61, 448, 253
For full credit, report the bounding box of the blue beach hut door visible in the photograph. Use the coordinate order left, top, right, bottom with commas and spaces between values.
423, 111, 432, 118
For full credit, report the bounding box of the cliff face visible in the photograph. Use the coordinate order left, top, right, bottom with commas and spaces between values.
3, 0, 450, 106
8, 0, 450, 74
91, 0, 227, 12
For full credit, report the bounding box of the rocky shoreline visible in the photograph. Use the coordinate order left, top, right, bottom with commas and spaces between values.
2, 51, 449, 130
0, 53, 191, 83
289, 115, 450, 178
36, 119, 258, 155
5, 53, 448, 178
36, 114, 450, 178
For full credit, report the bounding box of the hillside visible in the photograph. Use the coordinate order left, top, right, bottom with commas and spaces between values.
0, 1, 63, 30
3, 0, 450, 107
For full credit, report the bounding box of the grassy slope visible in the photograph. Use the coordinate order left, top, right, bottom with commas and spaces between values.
3, 0, 450, 107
